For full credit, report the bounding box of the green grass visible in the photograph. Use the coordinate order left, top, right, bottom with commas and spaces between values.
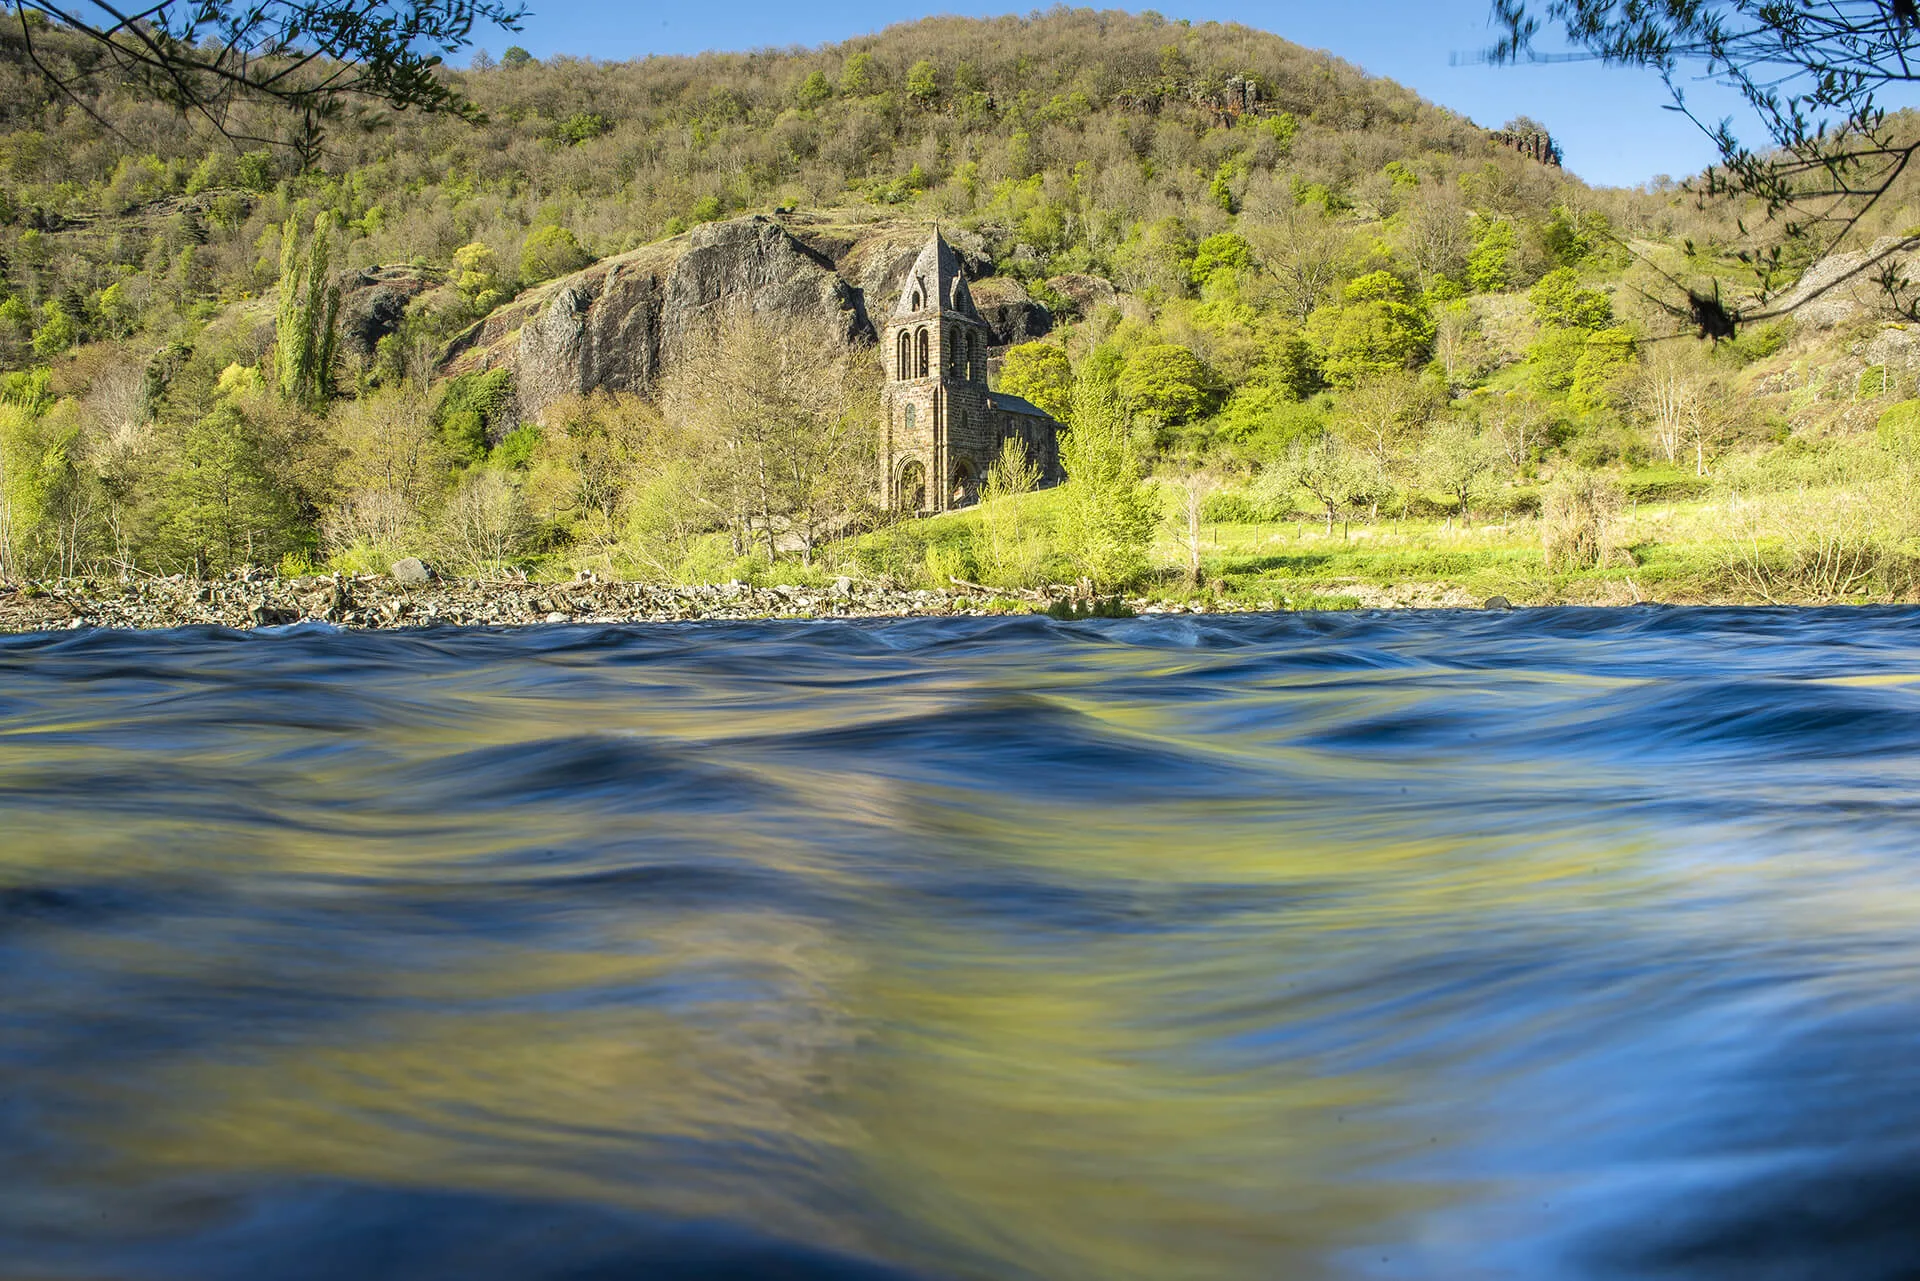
766, 480, 1915, 609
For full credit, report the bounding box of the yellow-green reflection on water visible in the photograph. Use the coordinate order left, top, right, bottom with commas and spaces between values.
5, 611, 1920, 1279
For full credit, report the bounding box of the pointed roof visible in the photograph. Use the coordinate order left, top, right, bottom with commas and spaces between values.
893, 231, 984, 324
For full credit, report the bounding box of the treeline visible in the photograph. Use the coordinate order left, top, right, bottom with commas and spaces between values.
0, 7, 1690, 368
0, 303, 879, 582
2, 9, 1917, 598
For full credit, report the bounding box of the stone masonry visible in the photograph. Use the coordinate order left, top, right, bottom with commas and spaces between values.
879, 232, 1063, 514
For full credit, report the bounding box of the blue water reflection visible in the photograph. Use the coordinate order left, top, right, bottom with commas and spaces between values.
3, 609, 1919, 1279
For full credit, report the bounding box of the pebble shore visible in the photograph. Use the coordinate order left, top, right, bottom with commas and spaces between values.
0, 569, 1261, 635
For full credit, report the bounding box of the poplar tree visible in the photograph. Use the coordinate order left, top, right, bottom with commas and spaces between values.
275, 214, 341, 410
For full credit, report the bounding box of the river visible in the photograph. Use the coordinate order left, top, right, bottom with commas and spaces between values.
3, 609, 1918, 1279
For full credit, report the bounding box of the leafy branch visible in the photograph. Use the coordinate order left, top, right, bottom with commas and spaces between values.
8, 0, 525, 164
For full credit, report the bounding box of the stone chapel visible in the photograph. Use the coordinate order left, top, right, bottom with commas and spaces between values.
880, 232, 1063, 513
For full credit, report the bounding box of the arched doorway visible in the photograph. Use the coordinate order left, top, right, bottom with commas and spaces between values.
951, 459, 976, 507
897, 460, 927, 512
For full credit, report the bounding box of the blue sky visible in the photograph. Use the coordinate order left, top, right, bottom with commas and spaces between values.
477, 2, 1762, 189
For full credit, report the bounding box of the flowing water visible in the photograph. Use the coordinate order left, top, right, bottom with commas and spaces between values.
3, 609, 1919, 1280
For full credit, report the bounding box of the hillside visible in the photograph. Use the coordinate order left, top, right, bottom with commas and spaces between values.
0, 8, 1632, 368
1, 8, 1918, 605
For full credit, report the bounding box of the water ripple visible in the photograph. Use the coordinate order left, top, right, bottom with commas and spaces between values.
3, 609, 1919, 1279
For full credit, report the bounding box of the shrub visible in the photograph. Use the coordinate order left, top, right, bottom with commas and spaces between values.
1541, 471, 1622, 571
1719, 489, 1911, 603
433, 369, 515, 463
1199, 490, 1267, 523
1622, 474, 1710, 503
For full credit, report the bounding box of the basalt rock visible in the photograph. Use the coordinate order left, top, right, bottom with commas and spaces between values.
447, 215, 867, 422
1044, 273, 1119, 318
339, 266, 438, 358
968, 276, 1053, 346
441, 212, 1095, 421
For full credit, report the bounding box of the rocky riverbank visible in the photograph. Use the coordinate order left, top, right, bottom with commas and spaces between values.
0, 568, 1262, 635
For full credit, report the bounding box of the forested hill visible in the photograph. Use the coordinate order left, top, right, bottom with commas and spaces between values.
0, 6, 1619, 367
15, 7, 1903, 596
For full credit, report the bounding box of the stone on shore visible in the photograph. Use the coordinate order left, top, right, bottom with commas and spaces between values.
390, 558, 434, 586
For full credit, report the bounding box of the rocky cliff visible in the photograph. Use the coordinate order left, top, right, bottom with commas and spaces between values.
441, 211, 1088, 424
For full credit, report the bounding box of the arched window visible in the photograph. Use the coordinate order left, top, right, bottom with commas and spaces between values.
911, 281, 924, 311
896, 331, 910, 380
903, 402, 916, 435
947, 328, 959, 377
916, 328, 930, 378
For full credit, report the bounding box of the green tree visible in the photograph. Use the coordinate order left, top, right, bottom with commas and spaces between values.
1257, 331, 1321, 401
274, 213, 341, 409
433, 369, 514, 465
452, 241, 510, 311
996, 342, 1074, 422
1311, 272, 1435, 388
1466, 219, 1516, 292
236, 150, 277, 193
151, 404, 312, 575
797, 69, 833, 107
501, 45, 533, 68
1417, 419, 1503, 525
906, 59, 940, 106
1117, 344, 1218, 426
1542, 205, 1611, 267
1254, 431, 1375, 534
97, 280, 144, 337
555, 112, 612, 145
1568, 327, 1637, 414
520, 224, 591, 283
840, 51, 878, 95
0, 297, 33, 343
1190, 232, 1254, 288
1057, 373, 1159, 588
0, 400, 97, 577
1530, 267, 1612, 330
30, 300, 79, 359
1525, 327, 1589, 397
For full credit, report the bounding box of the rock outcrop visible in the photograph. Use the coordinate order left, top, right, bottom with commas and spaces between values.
441, 211, 1110, 422
1767, 237, 1920, 329
1045, 272, 1119, 318
968, 276, 1053, 346
446, 216, 865, 421
339, 266, 438, 359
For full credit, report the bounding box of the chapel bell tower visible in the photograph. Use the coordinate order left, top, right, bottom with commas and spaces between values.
880, 232, 995, 514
